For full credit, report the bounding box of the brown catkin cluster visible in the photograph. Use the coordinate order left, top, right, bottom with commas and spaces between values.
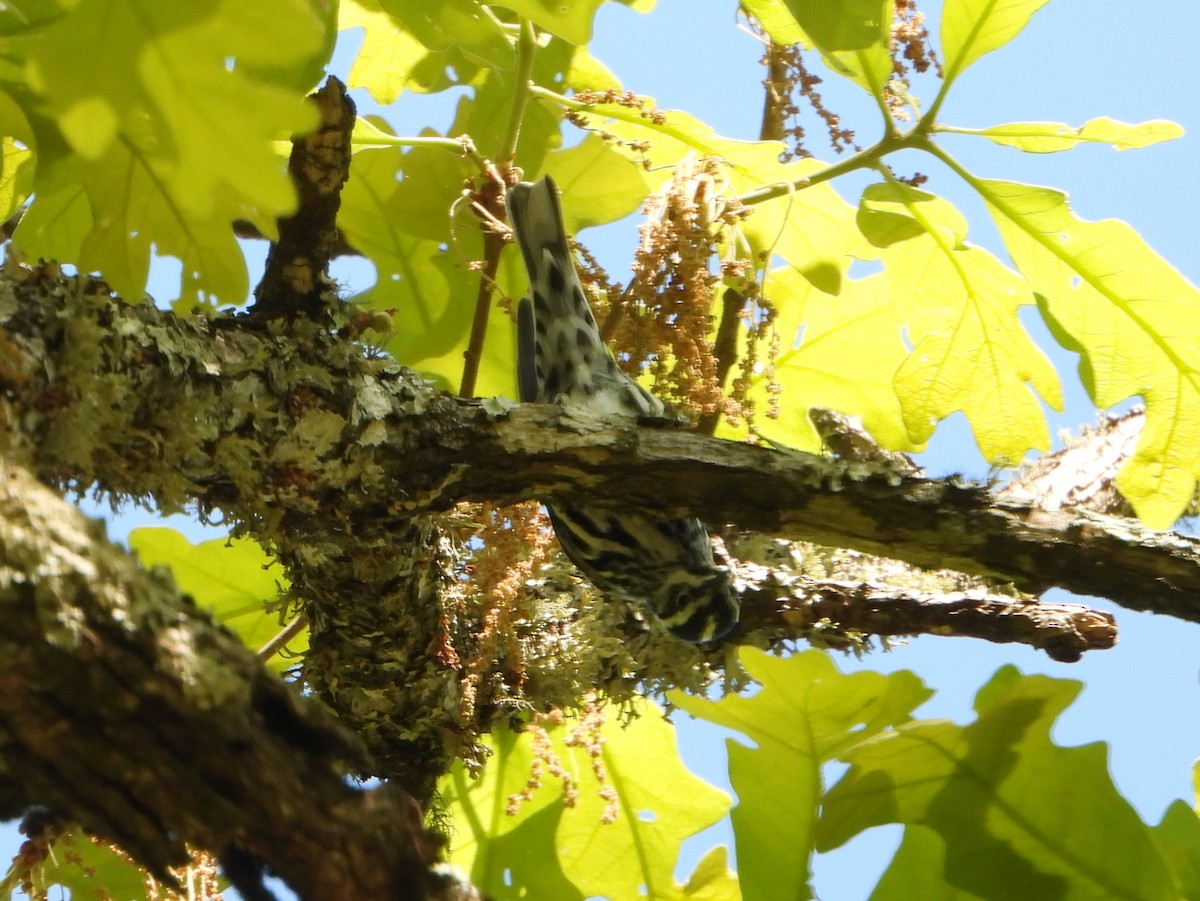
756, 35, 859, 159
893, 0, 942, 78
453, 501, 555, 730
507, 709, 578, 814
744, 1, 942, 150
144, 847, 224, 901
563, 695, 619, 824
884, 0, 943, 120
604, 158, 755, 417
728, 305, 782, 431
565, 89, 666, 168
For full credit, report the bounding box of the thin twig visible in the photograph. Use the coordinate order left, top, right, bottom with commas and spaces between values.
257, 613, 309, 663
458, 222, 506, 398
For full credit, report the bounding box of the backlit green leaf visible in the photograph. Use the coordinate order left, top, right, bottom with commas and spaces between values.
857, 181, 1061, 461
11, 0, 323, 306
982, 179, 1200, 526
342, 0, 439, 103
891, 235, 1061, 461
869, 827, 986, 900
675, 649, 930, 901
441, 700, 732, 901
958, 117, 1184, 153
555, 702, 733, 900
737, 0, 809, 45
752, 263, 918, 453
818, 666, 1177, 900
551, 100, 788, 183
540, 134, 652, 231
0, 828, 158, 901
941, 0, 1052, 87
500, 0, 610, 44
1153, 801, 1200, 900
129, 527, 301, 667
0, 137, 34, 224
739, 0, 892, 96
858, 181, 967, 248
440, 728, 583, 900
779, 0, 889, 52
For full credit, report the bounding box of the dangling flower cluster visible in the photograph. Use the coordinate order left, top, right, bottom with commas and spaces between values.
607, 156, 755, 418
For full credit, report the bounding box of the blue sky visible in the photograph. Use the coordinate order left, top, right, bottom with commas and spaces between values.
4, 2, 1200, 899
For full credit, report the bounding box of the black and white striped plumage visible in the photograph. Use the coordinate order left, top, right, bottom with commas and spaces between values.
507, 175, 739, 642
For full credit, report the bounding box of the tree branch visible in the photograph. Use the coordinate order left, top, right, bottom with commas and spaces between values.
251, 77, 356, 320
1, 269, 1185, 632
0, 459, 438, 899
429, 405, 1200, 624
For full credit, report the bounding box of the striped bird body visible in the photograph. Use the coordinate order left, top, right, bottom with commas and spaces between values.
507, 175, 739, 642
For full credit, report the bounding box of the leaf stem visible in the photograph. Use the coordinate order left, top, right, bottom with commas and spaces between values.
734, 131, 919, 207
351, 132, 493, 175
499, 18, 538, 168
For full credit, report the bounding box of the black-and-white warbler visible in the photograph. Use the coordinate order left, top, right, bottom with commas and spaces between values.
506, 175, 739, 642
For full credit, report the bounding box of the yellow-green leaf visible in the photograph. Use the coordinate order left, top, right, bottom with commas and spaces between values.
552, 100, 789, 183
341, 0, 433, 104
379, 0, 512, 68
737, 0, 809, 45
440, 700, 731, 901
129, 527, 301, 667
854, 181, 1061, 461
858, 181, 967, 248
940, 0, 1052, 87
982, 179, 1200, 527
751, 263, 919, 453
741, 157, 868, 276
552, 105, 867, 274
1153, 801, 1200, 900
891, 235, 1061, 461
13, 0, 323, 305
740, 0, 892, 97
954, 117, 1184, 153
675, 649, 930, 901
681, 846, 741, 901
499, 0, 610, 44
818, 667, 1177, 900
440, 728, 583, 900
344, 0, 514, 99
555, 701, 733, 900
541, 134, 653, 230
0, 137, 34, 224
0, 828, 157, 901
869, 827, 987, 900
780, 0, 889, 52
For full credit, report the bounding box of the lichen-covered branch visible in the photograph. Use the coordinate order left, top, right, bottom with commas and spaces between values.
730, 537, 1116, 663
1, 267, 1193, 632
0, 459, 436, 899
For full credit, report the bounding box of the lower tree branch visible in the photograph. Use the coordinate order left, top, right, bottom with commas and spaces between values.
730, 537, 1116, 662
0, 459, 438, 899
765, 580, 1115, 663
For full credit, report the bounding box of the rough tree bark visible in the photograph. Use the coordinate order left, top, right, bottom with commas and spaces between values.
0, 459, 438, 899
0, 77, 1190, 896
